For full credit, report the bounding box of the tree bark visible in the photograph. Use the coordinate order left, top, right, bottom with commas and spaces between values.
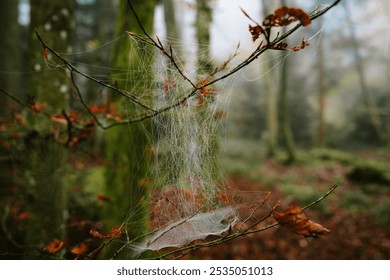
317, 19, 326, 147
0, 0, 21, 96
278, 0, 296, 163
344, 3, 384, 143
25, 0, 74, 256
103, 0, 155, 258
261, 0, 278, 157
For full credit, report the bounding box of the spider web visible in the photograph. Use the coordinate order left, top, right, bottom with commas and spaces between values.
27, 1, 333, 259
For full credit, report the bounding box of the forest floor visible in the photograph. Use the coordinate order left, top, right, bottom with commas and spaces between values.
187, 148, 390, 260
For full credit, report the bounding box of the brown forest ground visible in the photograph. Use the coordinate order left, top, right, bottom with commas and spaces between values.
187, 160, 390, 260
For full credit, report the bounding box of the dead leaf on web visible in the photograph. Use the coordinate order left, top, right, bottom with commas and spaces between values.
273, 205, 330, 238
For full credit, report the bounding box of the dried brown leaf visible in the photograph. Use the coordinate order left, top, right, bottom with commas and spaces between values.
273, 205, 330, 238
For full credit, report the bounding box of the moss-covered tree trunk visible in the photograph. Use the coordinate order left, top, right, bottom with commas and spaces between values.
261, 0, 278, 157
278, 54, 296, 163
0, 0, 21, 96
163, 0, 180, 42
25, 0, 74, 257
317, 18, 326, 147
103, 0, 155, 258
195, 0, 219, 182
0, 0, 22, 256
196, 0, 213, 73
344, 3, 384, 143
277, 0, 296, 163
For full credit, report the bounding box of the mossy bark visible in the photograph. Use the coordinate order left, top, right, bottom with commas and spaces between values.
277, 0, 296, 164
103, 0, 155, 258
0, 0, 21, 96
261, 0, 278, 157
24, 0, 74, 257
196, 0, 220, 184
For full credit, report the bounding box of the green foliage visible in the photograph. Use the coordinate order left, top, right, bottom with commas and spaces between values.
340, 190, 372, 212
309, 148, 353, 164
371, 202, 390, 228
347, 161, 390, 185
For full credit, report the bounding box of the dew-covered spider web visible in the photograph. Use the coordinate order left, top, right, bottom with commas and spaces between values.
60, 30, 275, 257
101, 33, 274, 257
31, 1, 332, 259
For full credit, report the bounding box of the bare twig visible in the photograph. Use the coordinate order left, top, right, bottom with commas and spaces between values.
302, 184, 337, 211
238, 192, 271, 231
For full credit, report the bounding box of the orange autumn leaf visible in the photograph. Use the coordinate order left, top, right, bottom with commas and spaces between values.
196, 77, 217, 106
273, 205, 330, 238
15, 113, 28, 126
263, 6, 311, 28
88, 104, 107, 114
71, 243, 88, 255
249, 25, 263, 42
42, 239, 65, 253
90, 224, 123, 239
96, 194, 111, 202
51, 111, 81, 125
43, 47, 48, 61
291, 39, 310, 52
31, 101, 46, 114
89, 228, 105, 239
16, 211, 31, 221
196, 78, 215, 96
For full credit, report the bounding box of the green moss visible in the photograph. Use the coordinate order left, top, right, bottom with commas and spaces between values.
347, 161, 390, 185
341, 190, 372, 212
371, 202, 390, 228
309, 148, 354, 164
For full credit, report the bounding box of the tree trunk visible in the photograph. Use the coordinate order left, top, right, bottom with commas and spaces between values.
163, 0, 180, 42
103, 0, 155, 258
0, 0, 21, 96
278, 55, 296, 163
261, 0, 278, 157
317, 19, 326, 147
344, 3, 384, 143
277, 0, 296, 163
196, 0, 213, 73
25, 0, 74, 257
195, 0, 219, 180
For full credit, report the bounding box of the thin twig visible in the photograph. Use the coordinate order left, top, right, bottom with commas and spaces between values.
238, 192, 271, 232
302, 184, 337, 211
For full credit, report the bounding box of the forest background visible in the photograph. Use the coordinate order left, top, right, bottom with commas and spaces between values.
0, 0, 389, 260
